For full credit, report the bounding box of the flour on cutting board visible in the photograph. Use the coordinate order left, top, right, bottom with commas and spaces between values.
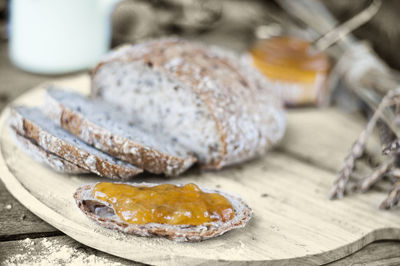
3, 237, 129, 266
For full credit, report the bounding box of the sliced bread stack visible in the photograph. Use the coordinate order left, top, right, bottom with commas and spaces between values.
9, 89, 197, 179
9, 106, 143, 179
44, 89, 196, 176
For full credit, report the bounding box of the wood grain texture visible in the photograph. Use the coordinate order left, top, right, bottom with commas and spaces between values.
0, 181, 58, 241
1, 74, 400, 265
327, 241, 400, 266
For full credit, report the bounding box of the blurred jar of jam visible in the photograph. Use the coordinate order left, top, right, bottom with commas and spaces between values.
249, 36, 330, 106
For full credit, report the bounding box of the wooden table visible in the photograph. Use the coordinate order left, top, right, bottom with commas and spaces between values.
1, 42, 400, 265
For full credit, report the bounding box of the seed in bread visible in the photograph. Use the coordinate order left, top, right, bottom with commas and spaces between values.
9, 106, 143, 179
8, 126, 88, 174
92, 38, 286, 169
74, 182, 252, 242
43, 88, 196, 176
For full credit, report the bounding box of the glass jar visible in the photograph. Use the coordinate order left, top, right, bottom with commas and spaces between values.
250, 36, 330, 106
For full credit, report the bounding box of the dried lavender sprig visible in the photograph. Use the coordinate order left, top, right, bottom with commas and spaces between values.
382, 98, 400, 155
377, 120, 396, 149
330, 91, 397, 199
380, 181, 400, 209
382, 139, 400, 155
357, 156, 394, 193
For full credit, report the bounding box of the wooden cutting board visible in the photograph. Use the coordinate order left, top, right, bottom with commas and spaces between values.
1, 74, 400, 265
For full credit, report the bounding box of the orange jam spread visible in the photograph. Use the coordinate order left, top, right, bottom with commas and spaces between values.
250, 36, 330, 105
92, 182, 235, 225
250, 36, 329, 82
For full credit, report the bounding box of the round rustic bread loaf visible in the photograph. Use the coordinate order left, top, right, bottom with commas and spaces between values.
91, 39, 286, 169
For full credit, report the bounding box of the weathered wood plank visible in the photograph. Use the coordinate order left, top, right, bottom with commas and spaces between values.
328, 241, 400, 266
0, 181, 59, 240
0, 235, 142, 265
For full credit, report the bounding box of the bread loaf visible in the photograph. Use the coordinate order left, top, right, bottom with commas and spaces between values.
74, 182, 252, 242
9, 106, 143, 179
92, 39, 286, 169
44, 89, 196, 176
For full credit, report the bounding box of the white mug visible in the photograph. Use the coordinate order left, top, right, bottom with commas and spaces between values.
9, 0, 120, 74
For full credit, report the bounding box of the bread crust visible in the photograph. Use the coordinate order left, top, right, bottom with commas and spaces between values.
44, 90, 196, 176
91, 39, 286, 169
9, 126, 88, 174
74, 182, 252, 242
9, 107, 143, 180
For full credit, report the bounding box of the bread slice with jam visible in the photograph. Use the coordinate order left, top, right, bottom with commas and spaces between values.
74, 182, 252, 242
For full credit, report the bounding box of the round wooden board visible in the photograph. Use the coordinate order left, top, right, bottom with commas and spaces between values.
1, 74, 400, 265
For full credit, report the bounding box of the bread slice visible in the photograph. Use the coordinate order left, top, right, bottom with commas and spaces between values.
9, 126, 88, 174
43, 89, 196, 176
92, 38, 286, 169
9, 106, 143, 180
74, 182, 252, 242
